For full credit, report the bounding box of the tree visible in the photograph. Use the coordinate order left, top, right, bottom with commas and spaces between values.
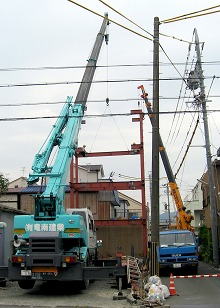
0, 173, 9, 195
198, 224, 213, 263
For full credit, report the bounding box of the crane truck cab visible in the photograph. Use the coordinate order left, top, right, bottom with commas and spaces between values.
66, 208, 100, 261
157, 229, 199, 274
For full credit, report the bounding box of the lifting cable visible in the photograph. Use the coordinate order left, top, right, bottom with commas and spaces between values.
87, 105, 108, 153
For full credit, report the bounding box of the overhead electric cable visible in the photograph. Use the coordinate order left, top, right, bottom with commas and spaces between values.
1, 61, 220, 71
159, 32, 191, 44
161, 5, 220, 23
67, 0, 152, 41
99, 0, 192, 44
1, 109, 220, 122
166, 40, 195, 148
2, 94, 220, 108
159, 43, 187, 84
1, 75, 219, 88
174, 117, 199, 178
166, 44, 192, 147
98, 0, 153, 37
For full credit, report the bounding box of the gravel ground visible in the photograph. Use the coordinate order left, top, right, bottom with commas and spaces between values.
0, 279, 134, 308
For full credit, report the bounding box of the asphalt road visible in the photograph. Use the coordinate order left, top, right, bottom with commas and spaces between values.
162, 261, 220, 308
0, 261, 220, 307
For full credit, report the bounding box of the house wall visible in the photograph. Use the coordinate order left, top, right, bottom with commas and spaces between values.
184, 182, 203, 234
214, 162, 220, 214
8, 177, 27, 189
0, 206, 26, 266
71, 192, 102, 220
201, 164, 220, 229
118, 192, 142, 217
0, 194, 18, 209
68, 166, 103, 184
19, 191, 112, 220
77, 169, 100, 183
20, 194, 34, 213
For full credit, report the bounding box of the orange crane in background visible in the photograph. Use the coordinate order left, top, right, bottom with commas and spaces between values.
138, 85, 194, 232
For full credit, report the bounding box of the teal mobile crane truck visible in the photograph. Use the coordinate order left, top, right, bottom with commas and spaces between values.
4, 14, 126, 290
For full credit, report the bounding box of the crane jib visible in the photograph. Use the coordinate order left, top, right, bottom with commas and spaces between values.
26, 14, 109, 219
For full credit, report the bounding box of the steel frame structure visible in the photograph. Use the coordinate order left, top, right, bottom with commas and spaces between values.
70, 109, 148, 256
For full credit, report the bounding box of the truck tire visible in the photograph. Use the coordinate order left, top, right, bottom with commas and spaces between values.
79, 279, 89, 290
192, 266, 198, 275
18, 280, 35, 289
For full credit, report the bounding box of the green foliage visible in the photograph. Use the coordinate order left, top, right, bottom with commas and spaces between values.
198, 224, 213, 263
0, 172, 9, 195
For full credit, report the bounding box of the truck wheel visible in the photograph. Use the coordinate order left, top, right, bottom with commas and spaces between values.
79, 279, 89, 289
192, 266, 198, 275
18, 280, 35, 289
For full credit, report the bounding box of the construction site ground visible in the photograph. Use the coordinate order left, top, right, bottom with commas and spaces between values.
0, 261, 219, 308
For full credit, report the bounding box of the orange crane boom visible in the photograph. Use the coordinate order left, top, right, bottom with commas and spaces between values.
138, 85, 194, 232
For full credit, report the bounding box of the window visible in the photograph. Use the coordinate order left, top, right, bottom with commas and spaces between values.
160, 232, 195, 246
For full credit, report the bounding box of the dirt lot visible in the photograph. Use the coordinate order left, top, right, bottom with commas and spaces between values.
0, 279, 133, 308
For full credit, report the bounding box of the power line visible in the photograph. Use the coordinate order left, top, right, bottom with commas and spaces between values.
165, 38, 195, 149
161, 5, 220, 24
159, 43, 187, 84
97, 0, 192, 44
67, 0, 152, 41
98, 0, 153, 38
159, 32, 192, 44
174, 117, 200, 178
2, 94, 220, 108
1, 109, 220, 122
1, 61, 220, 72
0, 75, 219, 88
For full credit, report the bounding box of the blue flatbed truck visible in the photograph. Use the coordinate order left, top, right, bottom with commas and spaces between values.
158, 229, 199, 274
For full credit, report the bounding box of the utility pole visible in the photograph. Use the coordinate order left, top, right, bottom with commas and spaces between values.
188, 28, 219, 268
150, 16, 160, 276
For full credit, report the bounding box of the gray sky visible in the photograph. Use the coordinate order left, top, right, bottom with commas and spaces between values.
1, 0, 220, 211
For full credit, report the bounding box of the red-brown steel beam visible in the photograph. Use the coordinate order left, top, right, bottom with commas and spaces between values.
95, 219, 146, 226
75, 145, 141, 158
70, 180, 144, 191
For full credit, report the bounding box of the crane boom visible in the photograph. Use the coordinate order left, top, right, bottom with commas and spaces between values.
27, 14, 109, 220
138, 85, 194, 232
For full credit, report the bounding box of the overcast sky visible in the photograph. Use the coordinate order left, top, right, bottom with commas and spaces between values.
1, 0, 220, 212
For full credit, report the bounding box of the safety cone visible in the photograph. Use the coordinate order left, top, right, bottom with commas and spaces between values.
169, 273, 178, 296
